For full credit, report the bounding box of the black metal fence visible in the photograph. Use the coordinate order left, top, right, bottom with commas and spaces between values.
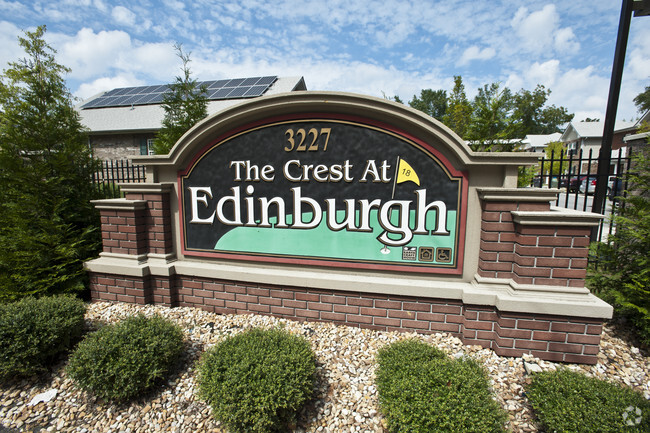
92, 159, 146, 198
532, 148, 632, 244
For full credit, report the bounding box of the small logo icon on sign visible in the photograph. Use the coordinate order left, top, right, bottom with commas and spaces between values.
436, 248, 452, 263
402, 247, 417, 261
418, 247, 434, 262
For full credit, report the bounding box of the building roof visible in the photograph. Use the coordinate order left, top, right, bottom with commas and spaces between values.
76, 76, 307, 134
521, 133, 562, 150
560, 120, 636, 142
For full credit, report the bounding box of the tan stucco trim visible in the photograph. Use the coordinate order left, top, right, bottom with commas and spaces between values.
512, 206, 604, 226
85, 255, 613, 319
117, 182, 174, 194
133, 92, 540, 173
90, 198, 147, 211
477, 187, 560, 202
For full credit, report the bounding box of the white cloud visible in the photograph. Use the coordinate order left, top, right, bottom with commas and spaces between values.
554, 27, 579, 53
0, 20, 24, 70
510, 5, 579, 56
457, 46, 496, 66
54, 28, 132, 79
111, 6, 136, 27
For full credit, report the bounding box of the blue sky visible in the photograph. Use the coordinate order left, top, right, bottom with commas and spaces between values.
1, 1, 649, 122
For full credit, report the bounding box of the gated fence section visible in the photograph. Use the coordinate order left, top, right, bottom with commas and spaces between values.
533, 148, 632, 244
92, 160, 146, 198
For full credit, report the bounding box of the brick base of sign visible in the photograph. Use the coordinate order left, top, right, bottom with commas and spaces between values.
89, 272, 603, 364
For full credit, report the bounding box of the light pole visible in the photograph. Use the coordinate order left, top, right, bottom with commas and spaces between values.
591, 0, 649, 241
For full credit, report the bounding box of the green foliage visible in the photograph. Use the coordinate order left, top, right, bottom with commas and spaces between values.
442, 75, 472, 139
409, 76, 573, 151
375, 339, 507, 433
466, 82, 515, 151
543, 141, 569, 176
509, 85, 573, 137
408, 89, 447, 120
197, 328, 316, 433
634, 85, 650, 113
0, 295, 86, 380
152, 44, 208, 154
589, 149, 650, 345
527, 369, 650, 432
66, 315, 184, 401
0, 25, 101, 301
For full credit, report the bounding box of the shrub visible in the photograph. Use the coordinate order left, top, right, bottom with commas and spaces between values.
66, 314, 184, 401
197, 328, 316, 433
376, 339, 507, 433
0, 295, 86, 380
527, 368, 650, 432
0, 26, 102, 301
589, 148, 650, 346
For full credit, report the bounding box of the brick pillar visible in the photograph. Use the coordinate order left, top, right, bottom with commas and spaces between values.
122, 183, 175, 258
92, 199, 148, 258
477, 188, 601, 289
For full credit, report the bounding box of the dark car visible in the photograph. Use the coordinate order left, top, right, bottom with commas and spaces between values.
568, 176, 587, 192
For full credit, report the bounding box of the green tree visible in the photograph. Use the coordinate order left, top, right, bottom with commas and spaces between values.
543, 141, 569, 184
442, 76, 472, 139
408, 88, 447, 121
466, 82, 515, 151
152, 44, 208, 154
634, 85, 650, 113
510, 85, 573, 137
0, 25, 101, 300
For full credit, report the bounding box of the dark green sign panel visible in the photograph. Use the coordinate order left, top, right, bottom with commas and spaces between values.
179, 115, 468, 274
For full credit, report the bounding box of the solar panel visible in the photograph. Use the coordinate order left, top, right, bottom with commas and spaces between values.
81, 76, 278, 109
241, 77, 261, 86
243, 85, 268, 97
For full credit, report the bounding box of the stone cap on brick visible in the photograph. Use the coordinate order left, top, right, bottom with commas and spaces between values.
512, 206, 604, 227
477, 187, 561, 203
90, 198, 147, 211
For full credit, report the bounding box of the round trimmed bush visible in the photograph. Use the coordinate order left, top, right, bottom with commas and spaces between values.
376, 339, 507, 433
66, 314, 184, 401
198, 328, 316, 433
527, 368, 650, 432
0, 294, 86, 380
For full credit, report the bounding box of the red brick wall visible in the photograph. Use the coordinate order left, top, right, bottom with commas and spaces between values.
90, 189, 604, 364
478, 201, 591, 288
89, 272, 602, 364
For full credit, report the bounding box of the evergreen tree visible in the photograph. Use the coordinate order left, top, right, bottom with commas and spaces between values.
0, 25, 101, 300
153, 44, 208, 154
408, 89, 447, 121
466, 82, 514, 151
442, 76, 472, 139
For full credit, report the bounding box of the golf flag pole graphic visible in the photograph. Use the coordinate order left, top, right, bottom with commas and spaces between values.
396, 157, 420, 186
390, 156, 420, 200
382, 157, 421, 254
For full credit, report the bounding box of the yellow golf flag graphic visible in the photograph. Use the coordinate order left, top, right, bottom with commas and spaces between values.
396, 158, 420, 186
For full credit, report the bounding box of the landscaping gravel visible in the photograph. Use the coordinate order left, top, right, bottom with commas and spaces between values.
1, 301, 649, 433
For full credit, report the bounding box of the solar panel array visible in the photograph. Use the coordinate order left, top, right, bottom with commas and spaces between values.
81, 76, 278, 109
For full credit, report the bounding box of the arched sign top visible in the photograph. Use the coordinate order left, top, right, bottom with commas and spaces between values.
156, 92, 477, 171
172, 93, 473, 275
132, 92, 537, 275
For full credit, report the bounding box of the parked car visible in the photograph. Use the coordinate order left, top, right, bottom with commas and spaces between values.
569, 176, 587, 192
579, 176, 598, 195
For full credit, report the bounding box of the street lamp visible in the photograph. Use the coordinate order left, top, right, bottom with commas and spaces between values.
592, 0, 650, 241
